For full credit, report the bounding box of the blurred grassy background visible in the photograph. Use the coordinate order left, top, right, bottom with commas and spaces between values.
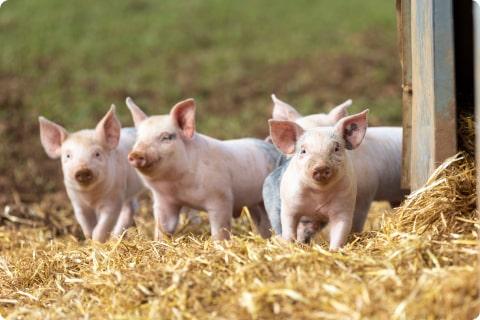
0, 0, 400, 203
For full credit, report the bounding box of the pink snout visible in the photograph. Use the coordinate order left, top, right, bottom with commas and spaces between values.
312, 165, 333, 183
128, 151, 151, 169
75, 168, 95, 185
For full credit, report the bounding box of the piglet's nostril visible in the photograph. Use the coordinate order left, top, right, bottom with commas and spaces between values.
128, 151, 148, 168
312, 166, 332, 182
75, 169, 94, 184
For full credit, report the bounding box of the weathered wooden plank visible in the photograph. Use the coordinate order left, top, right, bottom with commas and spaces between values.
410, 0, 457, 190
396, 0, 412, 190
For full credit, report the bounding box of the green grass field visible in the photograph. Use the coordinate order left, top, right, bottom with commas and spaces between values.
1, 0, 400, 130
0, 0, 400, 200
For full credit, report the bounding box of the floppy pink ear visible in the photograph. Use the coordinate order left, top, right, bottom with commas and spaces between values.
271, 94, 302, 121
334, 109, 368, 150
268, 119, 304, 154
170, 98, 196, 139
96, 104, 121, 150
126, 97, 148, 127
38, 116, 68, 159
328, 99, 351, 123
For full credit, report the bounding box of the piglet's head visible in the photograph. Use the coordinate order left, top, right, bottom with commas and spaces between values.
126, 97, 194, 178
269, 109, 368, 187
39, 105, 121, 189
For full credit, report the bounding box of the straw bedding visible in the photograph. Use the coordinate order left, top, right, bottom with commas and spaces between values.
0, 120, 478, 319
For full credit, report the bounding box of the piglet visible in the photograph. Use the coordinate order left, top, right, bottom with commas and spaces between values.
125, 97, 279, 240
266, 110, 369, 250
266, 95, 404, 243
38, 106, 144, 242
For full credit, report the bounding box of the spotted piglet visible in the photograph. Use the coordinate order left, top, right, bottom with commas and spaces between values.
266, 95, 404, 243
39, 106, 144, 242
126, 97, 279, 240
267, 110, 369, 250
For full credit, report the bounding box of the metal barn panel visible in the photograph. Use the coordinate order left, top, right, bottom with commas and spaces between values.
410, 0, 457, 190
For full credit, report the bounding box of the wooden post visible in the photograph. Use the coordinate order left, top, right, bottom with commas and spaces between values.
410, 0, 457, 190
396, 0, 412, 190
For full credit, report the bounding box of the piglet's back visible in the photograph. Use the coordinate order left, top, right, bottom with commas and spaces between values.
352, 127, 403, 202
220, 138, 281, 207
222, 138, 280, 172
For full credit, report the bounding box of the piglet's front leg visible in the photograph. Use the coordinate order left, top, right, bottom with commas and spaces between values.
72, 203, 96, 240
328, 214, 353, 251
153, 199, 180, 241
92, 202, 122, 243
280, 204, 300, 242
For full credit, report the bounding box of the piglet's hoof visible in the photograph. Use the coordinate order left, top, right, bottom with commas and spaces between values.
328, 245, 346, 253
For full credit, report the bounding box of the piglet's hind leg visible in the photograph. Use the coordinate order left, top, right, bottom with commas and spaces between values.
207, 202, 233, 241
249, 204, 272, 239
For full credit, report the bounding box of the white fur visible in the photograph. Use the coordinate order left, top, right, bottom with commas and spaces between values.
277, 125, 359, 250
271, 96, 404, 234
128, 98, 276, 240
39, 109, 144, 242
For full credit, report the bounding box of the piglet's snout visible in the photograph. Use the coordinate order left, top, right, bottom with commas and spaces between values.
312, 165, 332, 183
75, 168, 95, 184
128, 151, 149, 169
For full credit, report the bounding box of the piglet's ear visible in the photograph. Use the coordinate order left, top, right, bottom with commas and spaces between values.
170, 98, 196, 139
271, 94, 302, 121
268, 119, 304, 155
334, 109, 368, 150
328, 99, 351, 123
96, 104, 121, 150
126, 97, 148, 127
38, 116, 68, 159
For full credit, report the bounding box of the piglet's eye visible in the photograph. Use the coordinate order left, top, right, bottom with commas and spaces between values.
95, 152, 101, 157
66, 154, 71, 159
300, 147, 306, 155
160, 133, 175, 141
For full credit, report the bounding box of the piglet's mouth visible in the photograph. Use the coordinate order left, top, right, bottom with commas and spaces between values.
137, 160, 158, 172
77, 179, 97, 186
